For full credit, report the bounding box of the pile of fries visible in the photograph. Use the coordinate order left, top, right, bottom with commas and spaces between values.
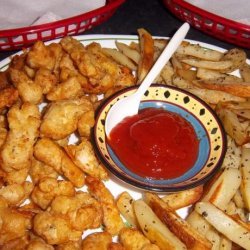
0, 27, 249, 249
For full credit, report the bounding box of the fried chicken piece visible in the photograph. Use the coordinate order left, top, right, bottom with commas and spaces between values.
40, 97, 93, 140
0, 181, 33, 206
0, 87, 19, 110
29, 158, 58, 184
27, 237, 54, 250
0, 71, 11, 90
77, 110, 95, 138
56, 239, 82, 250
65, 138, 108, 180
82, 232, 112, 250
33, 211, 82, 245
0, 234, 30, 250
31, 177, 75, 210
0, 102, 41, 172
60, 37, 135, 94
3, 168, 29, 185
34, 68, 58, 94
9, 68, 43, 104
119, 228, 160, 250
0, 201, 33, 245
34, 138, 85, 187
47, 76, 84, 101
86, 176, 124, 235
50, 192, 103, 231
9, 52, 27, 71
26, 41, 63, 71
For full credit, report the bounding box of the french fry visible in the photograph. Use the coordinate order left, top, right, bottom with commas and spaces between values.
181, 58, 233, 72
160, 62, 174, 84
176, 68, 197, 81
240, 147, 250, 211
216, 106, 249, 145
177, 43, 223, 61
116, 191, 138, 227
137, 28, 154, 83
161, 185, 203, 210
194, 80, 250, 98
144, 193, 212, 250
195, 202, 250, 250
221, 136, 242, 169
233, 189, 245, 209
102, 47, 137, 70
219, 236, 232, 250
173, 76, 194, 89
133, 199, 187, 250
187, 88, 246, 105
222, 48, 247, 72
196, 68, 243, 82
115, 41, 140, 64
202, 167, 241, 210
240, 63, 250, 82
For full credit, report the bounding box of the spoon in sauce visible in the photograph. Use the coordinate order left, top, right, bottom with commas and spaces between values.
105, 22, 190, 137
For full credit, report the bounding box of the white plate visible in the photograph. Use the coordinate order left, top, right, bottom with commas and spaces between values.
0, 34, 244, 227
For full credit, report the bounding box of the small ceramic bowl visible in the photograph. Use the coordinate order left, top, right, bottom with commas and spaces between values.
93, 84, 226, 192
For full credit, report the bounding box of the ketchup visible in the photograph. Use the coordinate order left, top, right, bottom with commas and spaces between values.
108, 108, 199, 179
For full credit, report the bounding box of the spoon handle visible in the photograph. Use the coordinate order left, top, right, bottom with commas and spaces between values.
136, 22, 190, 98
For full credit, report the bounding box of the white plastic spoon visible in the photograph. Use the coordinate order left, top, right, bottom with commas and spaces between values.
105, 22, 190, 137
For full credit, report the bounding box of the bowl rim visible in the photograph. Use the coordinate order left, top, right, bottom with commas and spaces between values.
92, 84, 227, 192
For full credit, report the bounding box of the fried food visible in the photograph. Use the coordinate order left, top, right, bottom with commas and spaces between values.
145, 193, 212, 250
31, 177, 75, 209
50, 192, 103, 231
40, 97, 93, 140
119, 227, 160, 250
29, 158, 59, 184
86, 176, 124, 235
81, 232, 112, 250
0, 102, 41, 172
9, 68, 43, 104
34, 138, 85, 187
0, 197, 33, 245
60, 37, 135, 94
26, 41, 63, 71
64, 138, 108, 180
33, 211, 82, 245
0, 181, 33, 206
46, 76, 84, 101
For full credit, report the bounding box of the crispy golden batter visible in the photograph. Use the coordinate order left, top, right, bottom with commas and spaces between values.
60, 37, 135, 94
81, 232, 112, 250
26, 41, 63, 71
31, 177, 75, 210
40, 97, 93, 140
77, 110, 95, 138
0, 200, 33, 245
86, 176, 124, 235
0, 103, 41, 172
56, 239, 82, 250
50, 192, 103, 231
9, 68, 43, 104
65, 138, 108, 180
0, 87, 19, 110
34, 138, 85, 187
119, 228, 160, 250
47, 76, 84, 101
34, 68, 58, 94
0, 182, 33, 206
29, 158, 59, 184
33, 211, 82, 245
3, 168, 29, 185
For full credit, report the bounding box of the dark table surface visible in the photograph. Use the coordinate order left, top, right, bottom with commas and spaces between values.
0, 0, 250, 61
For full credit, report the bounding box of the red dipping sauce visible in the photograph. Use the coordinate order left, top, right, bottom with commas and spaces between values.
108, 108, 199, 179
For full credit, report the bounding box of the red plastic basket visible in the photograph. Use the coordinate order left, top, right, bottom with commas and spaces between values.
0, 0, 125, 51
163, 0, 250, 48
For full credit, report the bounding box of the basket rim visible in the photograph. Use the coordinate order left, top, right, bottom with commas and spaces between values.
0, 0, 125, 36
165, 0, 250, 32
